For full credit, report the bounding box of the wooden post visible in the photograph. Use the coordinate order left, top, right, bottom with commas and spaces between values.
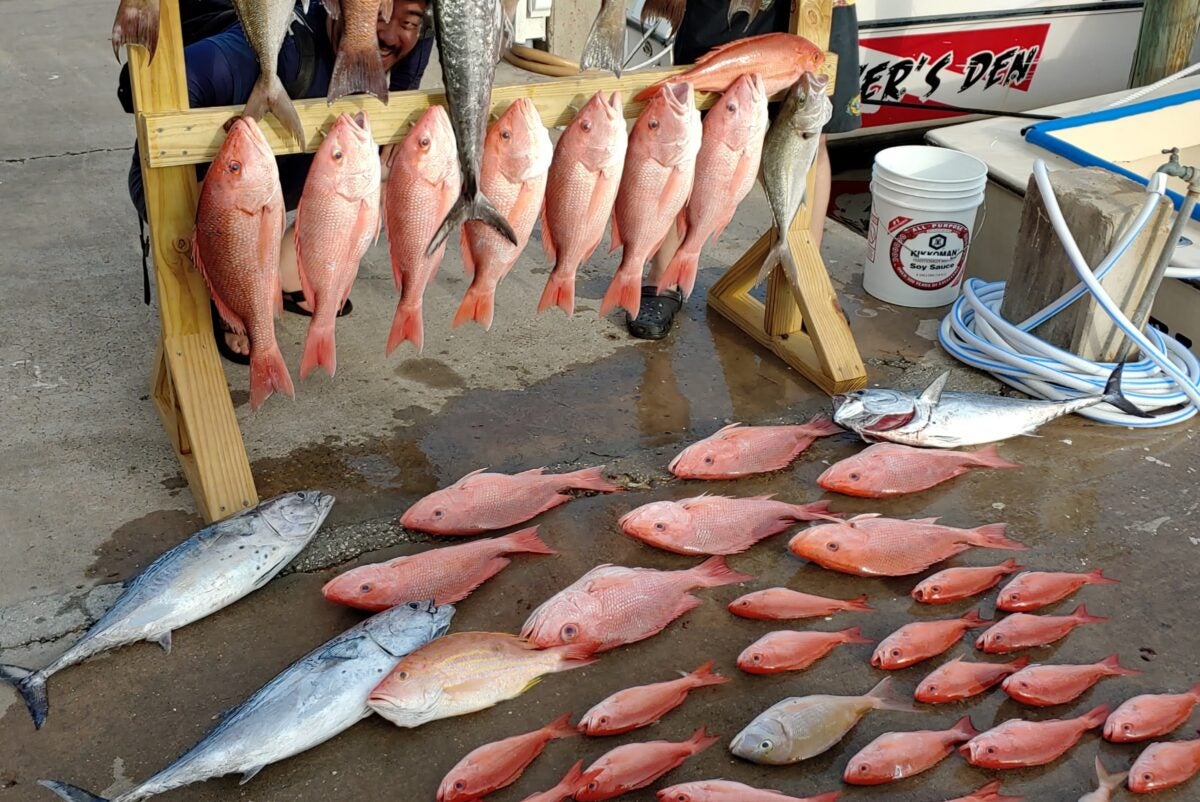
707, 0, 867, 394
128, 0, 258, 522
1129, 0, 1200, 86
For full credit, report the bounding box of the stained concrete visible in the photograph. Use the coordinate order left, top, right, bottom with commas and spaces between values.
2, 1, 1199, 801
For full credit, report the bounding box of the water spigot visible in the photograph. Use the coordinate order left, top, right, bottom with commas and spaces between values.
1157, 147, 1198, 184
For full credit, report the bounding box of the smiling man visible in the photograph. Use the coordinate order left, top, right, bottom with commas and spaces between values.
125, 0, 433, 362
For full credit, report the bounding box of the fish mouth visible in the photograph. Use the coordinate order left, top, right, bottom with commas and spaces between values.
869, 652, 884, 668
802, 71, 830, 93
911, 587, 926, 601
958, 742, 977, 762
664, 81, 692, 113
606, 90, 623, 116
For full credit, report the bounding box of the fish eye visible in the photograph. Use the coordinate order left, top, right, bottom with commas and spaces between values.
751, 654, 761, 662
760, 740, 773, 750
858, 764, 870, 773
581, 119, 592, 132
562, 623, 579, 640
333, 149, 343, 161
599, 716, 608, 724
848, 472, 860, 481
654, 522, 666, 531
419, 136, 430, 147
676, 795, 689, 802
986, 746, 996, 754
930, 585, 940, 593
993, 634, 1003, 641
1124, 723, 1134, 733
703, 456, 714, 464
397, 671, 409, 681
926, 685, 936, 693
501, 130, 511, 140
827, 542, 839, 551
454, 781, 465, 790
360, 584, 372, 593
433, 510, 444, 518
891, 648, 902, 657
726, 101, 736, 112
588, 782, 598, 791
649, 119, 659, 130
1009, 593, 1020, 601
407, 601, 420, 610
1142, 773, 1153, 782
228, 160, 241, 173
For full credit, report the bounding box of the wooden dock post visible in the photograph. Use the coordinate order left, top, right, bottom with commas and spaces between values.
1129, 0, 1200, 86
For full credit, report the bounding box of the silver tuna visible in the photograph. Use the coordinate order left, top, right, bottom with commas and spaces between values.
38, 600, 455, 802
426, 0, 519, 254
757, 71, 831, 287
832, 363, 1148, 448
0, 491, 333, 729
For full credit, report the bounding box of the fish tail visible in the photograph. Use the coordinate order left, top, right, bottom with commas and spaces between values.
970, 781, 1005, 799
952, 714, 981, 741
500, 526, 558, 556
1100, 361, 1151, 418
386, 302, 424, 355
965, 522, 1027, 551
1080, 704, 1111, 729
560, 466, 622, 494
0, 664, 49, 729
1099, 654, 1139, 677
111, 0, 159, 62
579, 3, 625, 76
537, 268, 578, 316
37, 782, 110, 802
755, 238, 788, 287
844, 594, 875, 612
451, 282, 497, 330
865, 676, 918, 712
788, 499, 843, 522
971, 444, 1022, 469
599, 263, 644, 317
840, 626, 873, 645
687, 556, 753, 588
802, 413, 845, 437
543, 711, 580, 740
998, 558, 1024, 572
684, 725, 720, 752
960, 608, 992, 628
634, 79, 667, 103
1095, 755, 1128, 790
1072, 604, 1108, 625
1086, 567, 1119, 586
659, 244, 700, 299
245, 72, 306, 150
686, 660, 731, 687
249, 342, 295, 411
300, 316, 338, 380
553, 643, 599, 670
1007, 655, 1032, 670
428, 192, 517, 257
327, 40, 388, 104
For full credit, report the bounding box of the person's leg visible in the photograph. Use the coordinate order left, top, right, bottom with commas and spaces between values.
810, 134, 832, 251
278, 222, 306, 309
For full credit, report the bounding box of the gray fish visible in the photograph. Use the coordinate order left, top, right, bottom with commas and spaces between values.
726, 0, 763, 30
580, 0, 626, 76
0, 491, 333, 729
729, 677, 916, 765
757, 71, 831, 287
426, 0, 518, 255
832, 363, 1148, 448
38, 601, 454, 802
233, 0, 308, 148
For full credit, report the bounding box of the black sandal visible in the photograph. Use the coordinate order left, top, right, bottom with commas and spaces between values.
211, 301, 251, 366
627, 286, 683, 340
282, 290, 353, 318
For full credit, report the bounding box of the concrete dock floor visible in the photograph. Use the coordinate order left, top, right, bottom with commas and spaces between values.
2, 2, 1198, 800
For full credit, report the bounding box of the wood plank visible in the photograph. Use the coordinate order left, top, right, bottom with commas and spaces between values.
140, 57, 837, 168
710, 229, 773, 297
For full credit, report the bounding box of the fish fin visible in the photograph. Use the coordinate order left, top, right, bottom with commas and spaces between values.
787, 499, 843, 522
965, 523, 1026, 551
552, 643, 599, 669
499, 526, 557, 556
865, 676, 918, 712
328, 40, 388, 104
998, 558, 1023, 572
249, 342, 296, 411
544, 711, 580, 739
599, 264, 643, 317
193, 240, 248, 336
561, 466, 622, 494
378, 0, 393, 22
152, 631, 172, 653
300, 316, 338, 379
1072, 604, 1108, 625
321, 0, 340, 19
579, 0, 625, 77
556, 760, 586, 790
971, 444, 1021, 470
540, 204, 557, 263
452, 281, 497, 330
802, 413, 845, 436
685, 725, 720, 752
960, 609, 992, 628
239, 765, 264, 786
840, 626, 873, 645
755, 238, 787, 287
845, 594, 875, 612
0, 664, 49, 729
843, 513, 883, 527
111, 0, 160, 62
1079, 704, 1110, 729
687, 660, 731, 687
609, 206, 622, 252
386, 302, 424, 355
688, 556, 753, 587
1095, 755, 1128, 790
244, 72, 306, 150
1007, 655, 1031, 670
429, 191, 517, 257
1099, 654, 1139, 677
919, 371, 950, 406
1101, 361, 1151, 418
1086, 567, 1119, 586
952, 715, 981, 741
36, 781, 110, 802
659, 239, 701, 299
538, 268, 577, 316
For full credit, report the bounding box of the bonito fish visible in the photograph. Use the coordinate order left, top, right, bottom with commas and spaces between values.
832, 364, 1147, 448
232, 0, 308, 148
1, 492, 332, 731
38, 600, 452, 802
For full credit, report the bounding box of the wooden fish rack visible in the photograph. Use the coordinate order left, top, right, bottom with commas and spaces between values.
130, 0, 865, 522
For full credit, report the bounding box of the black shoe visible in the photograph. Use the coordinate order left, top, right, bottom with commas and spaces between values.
282, 290, 353, 318
211, 301, 251, 366
627, 286, 683, 340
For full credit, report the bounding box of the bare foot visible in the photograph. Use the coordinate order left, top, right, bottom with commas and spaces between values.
224, 330, 250, 356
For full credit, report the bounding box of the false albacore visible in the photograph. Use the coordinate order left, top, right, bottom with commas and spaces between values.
38, 601, 454, 802
1, 491, 333, 729
832, 364, 1148, 448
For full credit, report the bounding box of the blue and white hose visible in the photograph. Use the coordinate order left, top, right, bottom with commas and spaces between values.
938, 159, 1200, 427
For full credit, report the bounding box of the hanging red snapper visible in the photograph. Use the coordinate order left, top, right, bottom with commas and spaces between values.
191, 116, 292, 411
296, 110, 380, 379
669, 415, 843, 479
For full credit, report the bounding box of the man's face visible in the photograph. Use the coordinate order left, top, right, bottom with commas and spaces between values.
378, 1, 427, 71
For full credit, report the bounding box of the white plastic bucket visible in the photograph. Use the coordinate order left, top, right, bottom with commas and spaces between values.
864, 146, 988, 307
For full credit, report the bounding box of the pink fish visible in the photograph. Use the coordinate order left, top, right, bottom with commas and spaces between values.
844, 716, 979, 785
618, 494, 837, 555
578, 661, 728, 736
872, 610, 991, 670
960, 704, 1108, 768
574, 727, 718, 801
669, 415, 843, 479
915, 656, 1030, 704
437, 712, 577, 801
976, 604, 1107, 654
1127, 734, 1200, 792
912, 559, 1023, 604
728, 588, 874, 620
401, 466, 621, 535
996, 568, 1118, 612
941, 781, 1025, 802
519, 762, 600, 802
1001, 654, 1139, 707
657, 782, 841, 801
1104, 682, 1200, 742
738, 627, 871, 674
818, 443, 1019, 498
521, 556, 752, 653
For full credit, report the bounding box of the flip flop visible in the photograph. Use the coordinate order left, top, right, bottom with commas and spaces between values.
282, 290, 353, 318
627, 286, 683, 340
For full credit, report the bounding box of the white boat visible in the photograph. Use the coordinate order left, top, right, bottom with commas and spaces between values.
622, 0, 1196, 137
